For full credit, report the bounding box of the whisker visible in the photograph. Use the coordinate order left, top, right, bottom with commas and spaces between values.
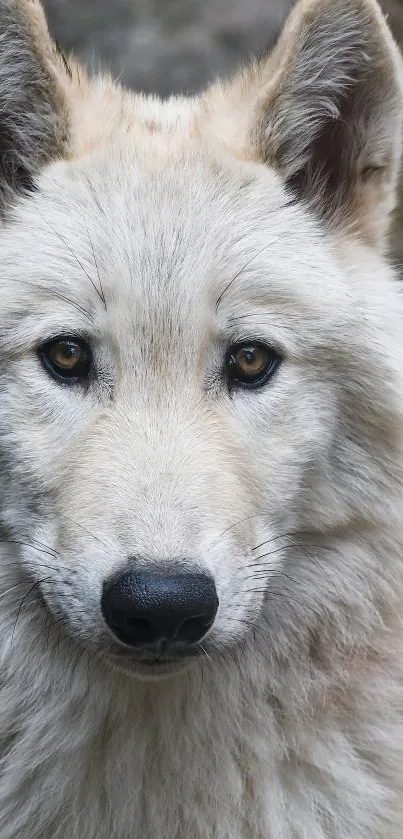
269, 592, 310, 609
252, 539, 331, 580
252, 534, 292, 553
0, 541, 76, 576
243, 570, 302, 585
252, 534, 329, 553
210, 514, 262, 550
252, 546, 290, 562
0, 580, 35, 599
223, 616, 274, 647
23, 281, 93, 322
224, 617, 257, 629
28, 537, 59, 557
38, 209, 105, 310
215, 238, 282, 311
0, 538, 58, 558
12, 577, 54, 642
59, 516, 110, 549
81, 213, 107, 311
198, 643, 213, 664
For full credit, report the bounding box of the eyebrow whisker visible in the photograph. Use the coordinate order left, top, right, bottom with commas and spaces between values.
38, 210, 106, 310
80, 213, 107, 312
22, 281, 93, 322
215, 238, 281, 312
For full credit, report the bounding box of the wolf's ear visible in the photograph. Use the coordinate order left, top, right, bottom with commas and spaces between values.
209, 0, 403, 248
0, 0, 68, 212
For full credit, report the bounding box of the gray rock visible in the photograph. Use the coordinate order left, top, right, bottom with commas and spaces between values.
43, 0, 295, 94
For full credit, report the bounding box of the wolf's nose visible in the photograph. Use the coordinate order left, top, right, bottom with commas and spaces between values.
101, 568, 218, 649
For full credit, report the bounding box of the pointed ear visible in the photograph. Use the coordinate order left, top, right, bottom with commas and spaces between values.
0, 0, 69, 213
208, 0, 403, 248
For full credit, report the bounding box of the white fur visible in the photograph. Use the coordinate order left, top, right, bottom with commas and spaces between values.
0, 0, 402, 837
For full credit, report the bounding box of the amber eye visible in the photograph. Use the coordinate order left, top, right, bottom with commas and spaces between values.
39, 337, 91, 384
226, 341, 280, 389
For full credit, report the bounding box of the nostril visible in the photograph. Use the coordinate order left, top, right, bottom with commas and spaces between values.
110, 617, 154, 647
176, 615, 215, 644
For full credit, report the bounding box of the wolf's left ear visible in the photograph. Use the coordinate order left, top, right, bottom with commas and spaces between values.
0, 0, 69, 213
209, 0, 403, 248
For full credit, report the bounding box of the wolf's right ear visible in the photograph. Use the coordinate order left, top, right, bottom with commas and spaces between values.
0, 0, 69, 213
206, 0, 403, 249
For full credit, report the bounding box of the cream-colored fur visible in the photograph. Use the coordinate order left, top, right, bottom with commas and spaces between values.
0, 0, 402, 836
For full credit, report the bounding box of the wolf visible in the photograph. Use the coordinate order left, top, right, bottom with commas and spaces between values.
0, 0, 402, 836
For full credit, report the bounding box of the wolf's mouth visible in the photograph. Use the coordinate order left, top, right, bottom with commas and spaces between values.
103, 637, 209, 676
108, 651, 196, 679
110, 647, 203, 665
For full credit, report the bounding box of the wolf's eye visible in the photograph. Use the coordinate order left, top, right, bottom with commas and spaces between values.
39, 337, 91, 384
226, 342, 280, 389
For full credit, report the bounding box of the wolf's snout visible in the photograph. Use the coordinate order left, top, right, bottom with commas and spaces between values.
101, 568, 219, 650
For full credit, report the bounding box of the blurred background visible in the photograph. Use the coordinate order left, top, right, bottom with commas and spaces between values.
42, 0, 403, 264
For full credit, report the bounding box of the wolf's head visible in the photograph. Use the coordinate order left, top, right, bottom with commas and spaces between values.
0, 0, 402, 678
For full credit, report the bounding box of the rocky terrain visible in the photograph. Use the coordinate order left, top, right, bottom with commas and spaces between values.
43, 0, 403, 265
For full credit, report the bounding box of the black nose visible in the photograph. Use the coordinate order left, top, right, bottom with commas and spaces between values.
101, 568, 219, 649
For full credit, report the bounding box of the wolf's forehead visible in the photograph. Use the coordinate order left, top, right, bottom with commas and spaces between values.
88, 169, 344, 329
5, 150, 348, 348
59, 156, 312, 302
38, 155, 286, 302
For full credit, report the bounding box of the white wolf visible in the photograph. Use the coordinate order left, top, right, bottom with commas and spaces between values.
0, 0, 402, 836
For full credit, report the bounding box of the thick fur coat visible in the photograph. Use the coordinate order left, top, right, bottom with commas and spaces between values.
0, 0, 402, 836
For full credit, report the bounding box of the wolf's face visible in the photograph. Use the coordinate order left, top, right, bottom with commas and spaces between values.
0, 0, 402, 677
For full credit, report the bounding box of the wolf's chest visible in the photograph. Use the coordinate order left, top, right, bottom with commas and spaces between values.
0, 676, 397, 839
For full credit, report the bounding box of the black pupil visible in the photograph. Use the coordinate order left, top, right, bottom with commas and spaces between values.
240, 348, 257, 366
62, 344, 78, 360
